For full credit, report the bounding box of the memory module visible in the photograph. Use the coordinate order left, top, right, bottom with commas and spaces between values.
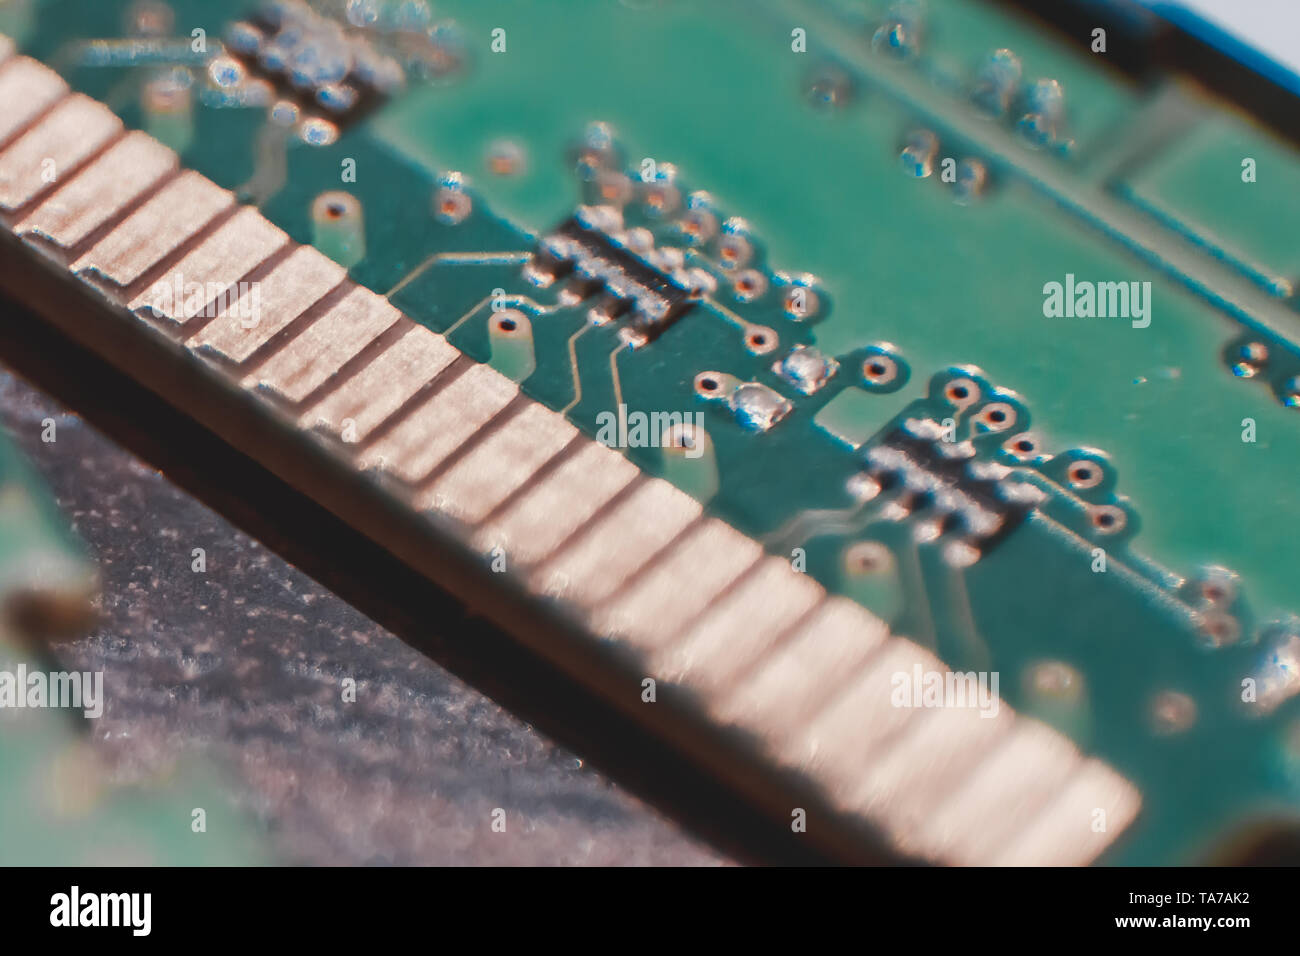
2, 0, 1299, 867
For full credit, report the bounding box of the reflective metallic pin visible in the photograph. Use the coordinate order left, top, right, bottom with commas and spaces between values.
845, 701, 1015, 853
0, 57, 68, 149
531, 478, 701, 606
302, 324, 458, 442
991, 758, 1141, 865
246, 285, 400, 403
189, 244, 345, 362
710, 596, 886, 732
17, 131, 177, 250
471, 441, 640, 567
592, 518, 763, 649
651, 556, 825, 693
358, 362, 518, 483
918, 717, 1084, 864
417, 402, 576, 522
73, 171, 234, 288
129, 207, 288, 322
775, 639, 942, 795
0, 94, 122, 211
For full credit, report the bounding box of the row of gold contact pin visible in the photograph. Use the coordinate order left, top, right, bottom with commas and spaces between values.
0, 38, 1139, 864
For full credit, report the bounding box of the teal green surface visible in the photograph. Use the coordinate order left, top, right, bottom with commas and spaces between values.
369, 0, 1300, 619
18, 0, 1300, 863
0, 704, 272, 865
1126, 109, 1300, 287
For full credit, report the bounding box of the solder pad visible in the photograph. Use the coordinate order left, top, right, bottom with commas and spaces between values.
2, 0, 1300, 865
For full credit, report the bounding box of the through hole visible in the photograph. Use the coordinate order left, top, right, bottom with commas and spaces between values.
863, 355, 898, 384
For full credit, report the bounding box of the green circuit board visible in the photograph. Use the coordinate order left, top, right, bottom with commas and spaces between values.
7, 0, 1300, 863
0, 425, 93, 633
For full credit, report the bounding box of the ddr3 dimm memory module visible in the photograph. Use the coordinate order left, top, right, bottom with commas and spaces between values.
0, 38, 1139, 865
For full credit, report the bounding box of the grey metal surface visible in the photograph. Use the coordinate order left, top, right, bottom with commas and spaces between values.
0, 366, 724, 865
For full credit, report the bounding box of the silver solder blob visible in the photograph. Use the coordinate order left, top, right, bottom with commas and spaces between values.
804, 65, 855, 110
208, 55, 246, 89
872, 1, 924, 58
730, 383, 793, 431
1018, 78, 1066, 148
900, 129, 939, 178
391, 1, 434, 32
299, 116, 339, 146
953, 158, 988, 204
1250, 624, 1300, 714
775, 345, 838, 395
1230, 341, 1268, 378
971, 48, 1022, 118
225, 21, 262, 56
346, 0, 383, 29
